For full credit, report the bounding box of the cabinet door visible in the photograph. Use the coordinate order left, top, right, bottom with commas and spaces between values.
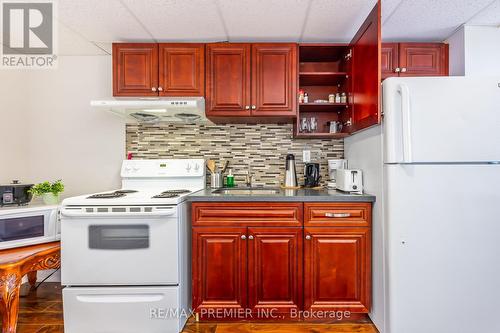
247, 227, 302, 315
381, 43, 399, 80
251, 44, 297, 116
349, 1, 381, 133
206, 43, 251, 116
304, 227, 371, 313
192, 227, 247, 315
399, 43, 449, 76
113, 43, 158, 97
158, 43, 205, 96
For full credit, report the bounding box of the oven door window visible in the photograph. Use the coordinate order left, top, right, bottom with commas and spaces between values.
0, 215, 45, 242
89, 225, 150, 250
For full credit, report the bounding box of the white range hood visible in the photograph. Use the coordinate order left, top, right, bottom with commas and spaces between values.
90, 97, 211, 124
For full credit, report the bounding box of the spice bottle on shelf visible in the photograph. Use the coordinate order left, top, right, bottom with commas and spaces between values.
328, 94, 335, 103
335, 93, 341, 103
304, 93, 309, 104
298, 89, 305, 104
340, 92, 347, 104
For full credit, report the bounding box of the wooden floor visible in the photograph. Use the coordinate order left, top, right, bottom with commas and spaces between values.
1, 283, 379, 333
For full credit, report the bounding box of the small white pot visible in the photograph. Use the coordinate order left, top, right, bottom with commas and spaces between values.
42, 193, 60, 205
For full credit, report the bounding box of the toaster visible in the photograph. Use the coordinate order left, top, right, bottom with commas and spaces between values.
335, 169, 363, 194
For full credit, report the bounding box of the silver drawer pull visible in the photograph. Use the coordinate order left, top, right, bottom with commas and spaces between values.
325, 212, 351, 218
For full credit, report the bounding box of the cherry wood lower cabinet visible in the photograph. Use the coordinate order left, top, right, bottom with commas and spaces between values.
191, 202, 372, 320
304, 227, 371, 313
192, 227, 247, 312
248, 227, 303, 314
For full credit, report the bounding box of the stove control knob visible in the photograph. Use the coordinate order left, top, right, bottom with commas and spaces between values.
124, 167, 131, 172
132, 167, 139, 172
186, 164, 192, 172
194, 163, 200, 172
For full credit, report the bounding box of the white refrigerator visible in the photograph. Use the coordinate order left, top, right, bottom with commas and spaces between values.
345, 77, 500, 333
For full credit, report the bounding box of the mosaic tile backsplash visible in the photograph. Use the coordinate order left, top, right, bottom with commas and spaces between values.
126, 124, 344, 187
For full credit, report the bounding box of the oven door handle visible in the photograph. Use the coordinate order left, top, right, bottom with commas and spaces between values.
60, 207, 176, 218
76, 293, 164, 303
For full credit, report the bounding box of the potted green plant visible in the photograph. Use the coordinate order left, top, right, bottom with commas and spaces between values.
29, 180, 65, 205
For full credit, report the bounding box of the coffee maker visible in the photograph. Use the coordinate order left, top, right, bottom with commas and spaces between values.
304, 163, 321, 187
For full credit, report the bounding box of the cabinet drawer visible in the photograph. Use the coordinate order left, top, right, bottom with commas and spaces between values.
192, 203, 303, 226
304, 203, 371, 227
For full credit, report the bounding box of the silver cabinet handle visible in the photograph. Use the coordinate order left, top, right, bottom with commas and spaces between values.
157, 87, 163, 92
251, 105, 256, 110
401, 67, 407, 73
151, 87, 157, 92
305, 235, 311, 240
394, 67, 401, 73
245, 105, 250, 110
241, 235, 247, 240
325, 212, 351, 218
248, 235, 254, 240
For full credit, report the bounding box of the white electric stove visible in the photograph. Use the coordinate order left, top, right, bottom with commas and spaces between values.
60, 159, 205, 333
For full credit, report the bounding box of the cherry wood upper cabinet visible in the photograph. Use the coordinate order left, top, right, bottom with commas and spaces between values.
192, 227, 247, 314
381, 43, 399, 80
304, 227, 371, 313
158, 43, 205, 96
398, 43, 449, 77
247, 227, 302, 314
349, 1, 381, 133
381, 43, 449, 80
206, 43, 297, 119
113, 43, 158, 97
251, 44, 297, 116
206, 43, 252, 116
113, 43, 204, 97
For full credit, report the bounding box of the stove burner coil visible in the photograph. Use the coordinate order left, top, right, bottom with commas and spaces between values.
161, 189, 191, 194
87, 192, 126, 199
152, 193, 179, 199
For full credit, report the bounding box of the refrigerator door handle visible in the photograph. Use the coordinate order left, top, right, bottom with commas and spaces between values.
398, 83, 413, 163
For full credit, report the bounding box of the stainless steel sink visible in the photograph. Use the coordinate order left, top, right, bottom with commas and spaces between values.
212, 188, 281, 195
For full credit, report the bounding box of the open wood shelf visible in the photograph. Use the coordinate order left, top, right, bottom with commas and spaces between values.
299, 102, 349, 111
299, 72, 348, 86
294, 132, 350, 139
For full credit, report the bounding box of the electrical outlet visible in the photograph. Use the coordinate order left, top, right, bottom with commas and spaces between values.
303, 150, 311, 163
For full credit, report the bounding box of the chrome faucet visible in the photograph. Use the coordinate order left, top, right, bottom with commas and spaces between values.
245, 166, 253, 187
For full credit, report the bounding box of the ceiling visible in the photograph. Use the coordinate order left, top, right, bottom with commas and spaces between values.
54, 0, 500, 55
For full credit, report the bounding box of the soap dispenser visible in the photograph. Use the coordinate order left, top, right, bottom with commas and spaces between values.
226, 169, 235, 187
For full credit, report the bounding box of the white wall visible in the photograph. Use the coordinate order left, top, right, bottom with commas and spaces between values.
0, 70, 30, 181
446, 25, 500, 76
344, 126, 385, 332
446, 26, 465, 76
0, 56, 125, 197
464, 26, 500, 76
1, 56, 124, 282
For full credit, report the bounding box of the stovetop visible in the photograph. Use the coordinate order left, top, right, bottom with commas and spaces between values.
63, 188, 197, 206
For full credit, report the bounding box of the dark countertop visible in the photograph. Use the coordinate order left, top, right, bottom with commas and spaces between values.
187, 188, 375, 202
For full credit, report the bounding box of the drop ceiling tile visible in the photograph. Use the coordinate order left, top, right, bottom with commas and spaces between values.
57, 22, 107, 55
468, 0, 500, 26
217, 0, 308, 41
93, 42, 113, 54
301, 0, 377, 43
382, 0, 494, 41
121, 0, 226, 41
381, 0, 402, 24
56, 0, 153, 42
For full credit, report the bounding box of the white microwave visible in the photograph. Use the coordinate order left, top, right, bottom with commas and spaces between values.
0, 205, 60, 250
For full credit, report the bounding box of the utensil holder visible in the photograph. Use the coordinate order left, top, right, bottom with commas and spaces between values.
210, 173, 223, 189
